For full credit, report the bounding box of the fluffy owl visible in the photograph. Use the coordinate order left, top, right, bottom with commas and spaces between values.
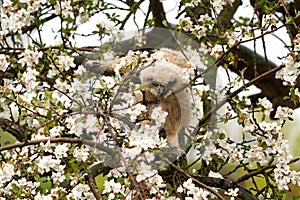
86, 48, 193, 147
139, 62, 191, 147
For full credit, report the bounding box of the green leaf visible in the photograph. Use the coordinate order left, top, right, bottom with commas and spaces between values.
71, 163, 79, 170
46, 110, 52, 118
3, 98, 12, 105
95, 174, 108, 193
219, 132, 226, 139
39, 176, 52, 191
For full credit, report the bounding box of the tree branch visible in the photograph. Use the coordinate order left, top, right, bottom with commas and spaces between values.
5, 14, 57, 38
167, 160, 226, 200
119, 0, 145, 30
228, 45, 299, 110
0, 118, 26, 142
0, 137, 82, 152
199, 65, 283, 125
194, 176, 259, 200
86, 162, 112, 200
149, 0, 168, 28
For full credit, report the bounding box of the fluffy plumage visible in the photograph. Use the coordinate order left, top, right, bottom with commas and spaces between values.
139, 62, 191, 147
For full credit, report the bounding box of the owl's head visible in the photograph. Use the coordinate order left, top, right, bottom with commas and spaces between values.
139, 63, 184, 98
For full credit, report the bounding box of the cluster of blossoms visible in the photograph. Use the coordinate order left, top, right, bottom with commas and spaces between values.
294, 33, 300, 52
275, 54, 300, 86
18, 49, 43, 67
1, 1, 35, 33
283, 0, 295, 4
184, 0, 234, 14
192, 129, 229, 165
178, 15, 212, 40
223, 94, 299, 191
263, 14, 278, 29
210, 0, 235, 14
0, 0, 105, 42
177, 178, 210, 199
276, 33, 300, 87
258, 97, 274, 115
102, 162, 168, 199
0, 139, 92, 199
54, 0, 74, 19
178, 14, 232, 59
0, 41, 99, 199
178, 6, 242, 60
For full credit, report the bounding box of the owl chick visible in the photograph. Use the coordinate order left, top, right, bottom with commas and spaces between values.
139, 62, 191, 147
88, 48, 193, 147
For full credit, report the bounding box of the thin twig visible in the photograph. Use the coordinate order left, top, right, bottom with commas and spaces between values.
198, 65, 283, 125
167, 160, 226, 200
0, 137, 82, 152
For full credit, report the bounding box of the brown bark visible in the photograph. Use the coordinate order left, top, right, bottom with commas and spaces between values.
150, 0, 168, 28
228, 45, 299, 109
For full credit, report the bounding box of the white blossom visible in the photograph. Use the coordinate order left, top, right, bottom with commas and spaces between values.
282, 0, 294, 4
49, 126, 65, 137
275, 55, 300, 86
66, 183, 94, 200
0, 54, 9, 71
18, 49, 42, 67
150, 106, 168, 125
181, 178, 210, 199
54, 0, 73, 18
208, 171, 223, 179
74, 65, 87, 75
178, 17, 193, 32
184, 0, 201, 7
102, 179, 123, 195
257, 97, 273, 115
0, 163, 15, 185
40, 140, 53, 153
73, 146, 90, 162
211, 44, 227, 59
274, 106, 293, 122
293, 34, 300, 52
2, 7, 33, 32
211, 0, 234, 13
57, 55, 76, 71
51, 171, 66, 184
182, 178, 195, 190
225, 188, 239, 200
136, 162, 157, 182
245, 145, 268, 167
36, 155, 61, 174
54, 144, 69, 158
259, 121, 280, 133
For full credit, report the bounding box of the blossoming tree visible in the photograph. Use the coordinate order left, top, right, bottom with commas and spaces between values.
1, 0, 300, 199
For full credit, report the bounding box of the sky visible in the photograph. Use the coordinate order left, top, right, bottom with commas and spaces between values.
39, 0, 290, 65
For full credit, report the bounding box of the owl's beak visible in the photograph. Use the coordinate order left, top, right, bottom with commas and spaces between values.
158, 84, 172, 97
158, 84, 166, 96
